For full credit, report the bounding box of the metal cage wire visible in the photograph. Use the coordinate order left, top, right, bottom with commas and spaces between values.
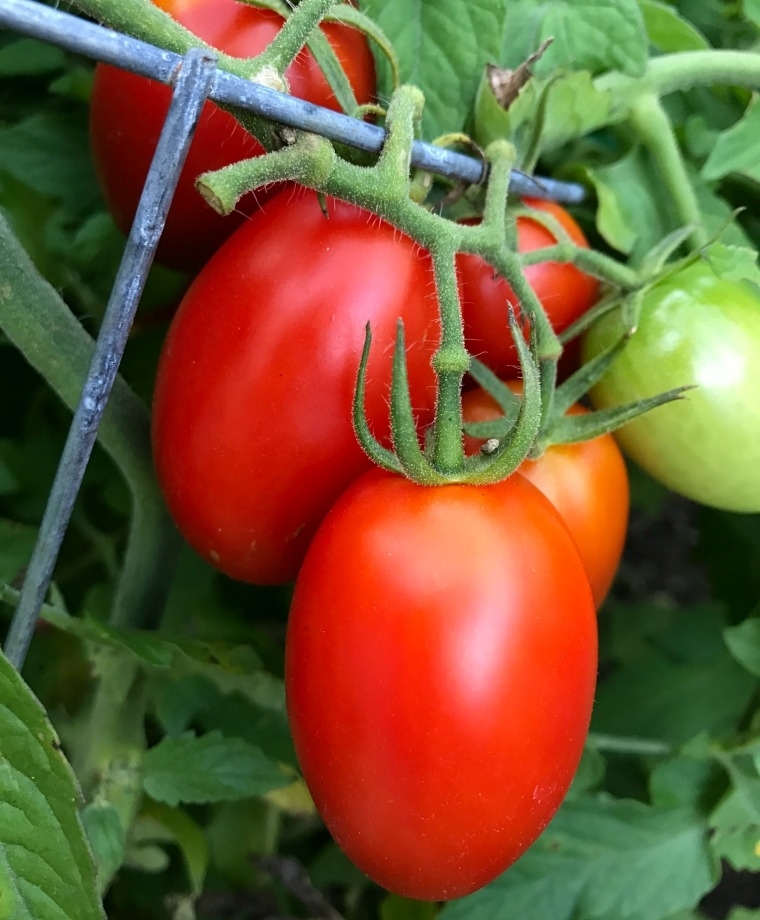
0, 0, 588, 670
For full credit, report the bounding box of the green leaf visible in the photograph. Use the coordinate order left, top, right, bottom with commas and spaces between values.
0, 648, 105, 919
584, 146, 679, 259
381, 895, 437, 920
710, 764, 760, 871
702, 97, 760, 183
725, 617, 760, 677
142, 731, 290, 807
496, 0, 648, 79
440, 798, 715, 920
649, 756, 720, 810
140, 801, 209, 896
358, 0, 507, 139
0, 113, 100, 216
594, 603, 755, 745
0, 459, 17, 497
28, 600, 287, 714
639, 0, 710, 52
746, 0, 760, 30
0, 518, 37, 584
703, 243, 760, 285
80, 800, 126, 895
474, 69, 619, 162
0, 39, 67, 77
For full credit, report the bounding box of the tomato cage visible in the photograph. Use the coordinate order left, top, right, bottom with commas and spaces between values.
0, 0, 586, 673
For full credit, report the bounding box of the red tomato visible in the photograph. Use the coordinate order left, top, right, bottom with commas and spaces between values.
89, 0, 376, 271
462, 383, 629, 607
456, 199, 600, 376
286, 468, 598, 900
151, 189, 440, 584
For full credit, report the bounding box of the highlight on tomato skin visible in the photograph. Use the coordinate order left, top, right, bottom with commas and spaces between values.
285, 468, 598, 901
456, 198, 600, 378
89, 0, 377, 271
462, 382, 630, 608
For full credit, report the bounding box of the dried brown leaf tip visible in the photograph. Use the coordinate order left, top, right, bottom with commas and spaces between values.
487, 38, 554, 111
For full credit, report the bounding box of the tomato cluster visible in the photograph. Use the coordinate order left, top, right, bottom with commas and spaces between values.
92, 0, 616, 901
147, 189, 605, 897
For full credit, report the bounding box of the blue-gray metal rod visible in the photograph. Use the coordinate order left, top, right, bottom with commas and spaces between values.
0, 0, 585, 202
3, 48, 219, 671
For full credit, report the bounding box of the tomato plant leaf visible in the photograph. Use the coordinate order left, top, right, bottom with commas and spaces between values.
746, 0, 760, 30
638, 0, 710, 52
703, 243, 760, 285
495, 0, 648, 79
441, 798, 715, 920
141, 731, 291, 807
702, 97, 760, 183
0, 39, 68, 77
724, 617, 760, 678
584, 146, 678, 259
21, 597, 288, 714
357, 0, 507, 139
710, 763, 760, 871
80, 800, 126, 895
474, 69, 618, 162
0, 648, 105, 919
0, 112, 100, 216
139, 800, 209, 896
594, 604, 755, 745
0, 518, 37, 585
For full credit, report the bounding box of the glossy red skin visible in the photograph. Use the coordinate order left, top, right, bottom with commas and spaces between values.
151, 190, 440, 584
89, 0, 376, 271
462, 384, 629, 607
456, 199, 600, 377
286, 469, 597, 900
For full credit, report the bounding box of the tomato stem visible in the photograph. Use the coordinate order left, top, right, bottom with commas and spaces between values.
627, 92, 708, 251
513, 207, 641, 290
597, 49, 760, 98
586, 732, 672, 757
254, 0, 335, 77
429, 243, 469, 475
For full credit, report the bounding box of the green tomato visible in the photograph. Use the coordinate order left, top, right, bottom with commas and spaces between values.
582, 261, 760, 512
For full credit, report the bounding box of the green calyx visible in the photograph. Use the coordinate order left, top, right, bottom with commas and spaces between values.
463, 317, 692, 459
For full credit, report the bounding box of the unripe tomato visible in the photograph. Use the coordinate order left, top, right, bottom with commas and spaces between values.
462, 382, 629, 607
151, 189, 440, 584
89, 0, 376, 271
582, 261, 760, 512
456, 199, 600, 376
286, 468, 598, 900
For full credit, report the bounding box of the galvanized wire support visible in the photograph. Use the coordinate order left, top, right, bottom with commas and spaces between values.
0, 0, 586, 202
3, 47, 218, 670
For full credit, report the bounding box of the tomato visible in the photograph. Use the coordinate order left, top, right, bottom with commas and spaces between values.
462, 383, 629, 607
89, 0, 376, 271
582, 261, 760, 513
286, 468, 597, 900
456, 199, 600, 377
151, 189, 440, 584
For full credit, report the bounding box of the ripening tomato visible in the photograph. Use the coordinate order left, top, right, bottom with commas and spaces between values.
151, 189, 440, 584
456, 199, 600, 376
286, 468, 598, 900
462, 383, 629, 607
582, 261, 760, 512
89, 0, 376, 271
